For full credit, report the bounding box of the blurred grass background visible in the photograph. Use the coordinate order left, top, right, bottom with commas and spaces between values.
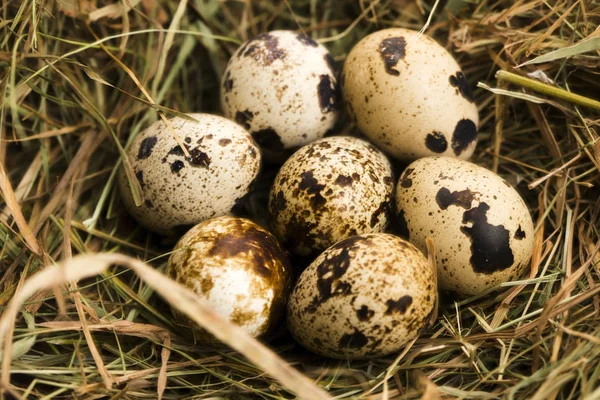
1, 0, 600, 398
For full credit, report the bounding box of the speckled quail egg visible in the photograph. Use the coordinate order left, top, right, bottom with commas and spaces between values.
287, 233, 436, 359
221, 30, 340, 155
118, 113, 261, 235
342, 28, 479, 162
167, 216, 292, 338
269, 136, 394, 256
395, 156, 534, 297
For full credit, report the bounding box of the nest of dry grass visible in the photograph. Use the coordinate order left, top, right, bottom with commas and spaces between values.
1, 0, 600, 399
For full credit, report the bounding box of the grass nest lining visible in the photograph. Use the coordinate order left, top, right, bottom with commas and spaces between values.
1, 0, 600, 399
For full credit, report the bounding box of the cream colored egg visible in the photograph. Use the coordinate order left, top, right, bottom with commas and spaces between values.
287, 233, 436, 359
167, 216, 292, 338
221, 30, 340, 154
268, 136, 394, 256
342, 28, 479, 162
118, 113, 261, 235
395, 157, 534, 297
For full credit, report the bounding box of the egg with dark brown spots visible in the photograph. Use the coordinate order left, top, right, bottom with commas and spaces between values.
342, 28, 479, 162
287, 233, 436, 359
396, 156, 534, 297
269, 136, 394, 256
118, 113, 261, 235
167, 216, 292, 338
221, 30, 340, 156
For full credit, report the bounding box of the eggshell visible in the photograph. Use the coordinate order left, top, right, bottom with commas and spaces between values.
167, 216, 292, 338
342, 28, 479, 162
118, 113, 261, 235
221, 30, 340, 154
395, 156, 534, 296
269, 136, 394, 256
287, 233, 436, 359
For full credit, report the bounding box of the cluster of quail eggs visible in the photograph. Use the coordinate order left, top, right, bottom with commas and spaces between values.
119, 28, 534, 360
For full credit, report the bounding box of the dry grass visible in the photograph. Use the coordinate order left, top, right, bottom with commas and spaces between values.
1, 0, 600, 399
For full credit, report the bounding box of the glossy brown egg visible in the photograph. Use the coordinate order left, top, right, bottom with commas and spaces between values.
167, 216, 292, 338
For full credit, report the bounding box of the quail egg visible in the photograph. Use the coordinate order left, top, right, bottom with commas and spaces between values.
287, 233, 436, 359
118, 113, 261, 235
395, 156, 534, 297
167, 216, 292, 338
342, 28, 479, 162
269, 136, 394, 256
221, 30, 340, 155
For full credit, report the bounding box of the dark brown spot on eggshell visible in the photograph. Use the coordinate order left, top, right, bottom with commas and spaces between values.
451, 119, 477, 155
170, 160, 184, 173
335, 174, 353, 187
460, 203, 515, 274
219, 138, 232, 146
138, 136, 157, 160
230, 308, 258, 326
299, 171, 327, 211
200, 276, 214, 294
223, 71, 234, 93
356, 305, 374, 321
243, 33, 286, 65
168, 145, 185, 157
425, 132, 448, 153
188, 148, 211, 168
166, 143, 211, 169
384, 295, 412, 315
317, 74, 340, 113
378, 37, 406, 76
436, 187, 475, 210
514, 225, 526, 240
272, 190, 287, 212
339, 328, 369, 349
306, 236, 370, 313
449, 71, 475, 103
400, 168, 414, 188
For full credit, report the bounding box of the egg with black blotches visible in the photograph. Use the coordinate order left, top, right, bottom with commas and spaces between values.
221, 30, 340, 156
118, 113, 261, 235
167, 216, 293, 338
269, 136, 394, 256
342, 28, 479, 162
287, 233, 436, 359
395, 156, 534, 297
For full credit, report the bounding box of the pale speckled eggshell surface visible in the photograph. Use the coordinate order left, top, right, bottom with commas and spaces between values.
167, 216, 292, 338
221, 30, 340, 153
287, 233, 436, 359
395, 157, 534, 297
342, 28, 479, 162
269, 136, 394, 256
118, 113, 261, 235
